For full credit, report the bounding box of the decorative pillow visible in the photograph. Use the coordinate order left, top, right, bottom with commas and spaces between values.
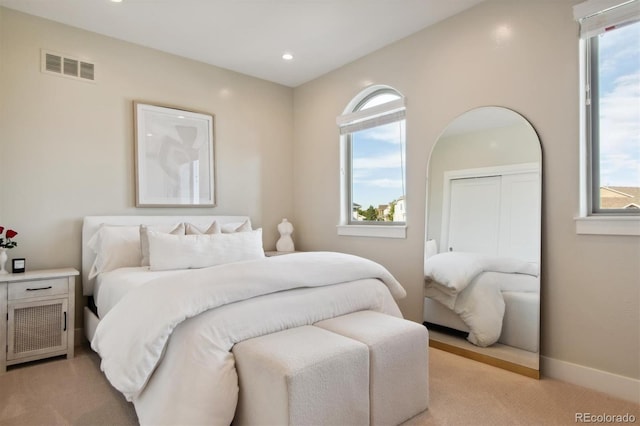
185, 221, 221, 235
221, 219, 252, 233
87, 225, 142, 278
140, 223, 185, 267
148, 228, 264, 271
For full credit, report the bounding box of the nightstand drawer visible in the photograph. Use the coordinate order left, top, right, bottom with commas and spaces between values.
8, 278, 69, 300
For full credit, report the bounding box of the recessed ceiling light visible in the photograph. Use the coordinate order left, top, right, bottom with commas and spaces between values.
110, 0, 123, 3
282, 53, 294, 61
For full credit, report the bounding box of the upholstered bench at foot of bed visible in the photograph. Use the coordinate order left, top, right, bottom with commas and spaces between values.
315, 311, 430, 426
232, 325, 370, 426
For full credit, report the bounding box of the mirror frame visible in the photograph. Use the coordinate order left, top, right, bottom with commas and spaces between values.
423, 106, 542, 378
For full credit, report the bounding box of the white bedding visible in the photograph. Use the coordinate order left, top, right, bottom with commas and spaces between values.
95, 267, 185, 318
424, 252, 538, 347
91, 252, 406, 425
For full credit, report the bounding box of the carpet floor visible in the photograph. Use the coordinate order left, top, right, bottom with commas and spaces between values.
0, 344, 637, 425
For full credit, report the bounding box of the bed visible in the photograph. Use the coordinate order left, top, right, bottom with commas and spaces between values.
423, 250, 539, 352
82, 215, 407, 425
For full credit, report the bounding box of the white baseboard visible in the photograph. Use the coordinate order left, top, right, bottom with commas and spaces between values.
542, 356, 640, 404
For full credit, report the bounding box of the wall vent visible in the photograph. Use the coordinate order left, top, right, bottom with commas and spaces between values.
41, 50, 96, 82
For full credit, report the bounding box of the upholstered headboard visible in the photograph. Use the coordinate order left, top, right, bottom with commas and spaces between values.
81, 215, 250, 296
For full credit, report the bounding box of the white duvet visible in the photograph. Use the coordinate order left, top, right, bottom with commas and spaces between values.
95, 267, 186, 317
424, 252, 538, 347
91, 252, 406, 425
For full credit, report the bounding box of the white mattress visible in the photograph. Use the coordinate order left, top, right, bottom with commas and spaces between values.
95, 267, 186, 318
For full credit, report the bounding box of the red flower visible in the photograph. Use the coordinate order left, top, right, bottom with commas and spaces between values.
0, 226, 18, 248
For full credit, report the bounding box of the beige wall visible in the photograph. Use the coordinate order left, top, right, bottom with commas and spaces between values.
293, 0, 640, 380
0, 9, 294, 326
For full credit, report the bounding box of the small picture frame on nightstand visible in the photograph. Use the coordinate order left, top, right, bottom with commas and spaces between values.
12, 258, 25, 273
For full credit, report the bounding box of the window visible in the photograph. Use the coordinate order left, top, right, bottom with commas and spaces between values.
337, 86, 406, 238
574, 0, 640, 235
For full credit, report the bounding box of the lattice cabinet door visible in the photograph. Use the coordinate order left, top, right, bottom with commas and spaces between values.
7, 298, 69, 361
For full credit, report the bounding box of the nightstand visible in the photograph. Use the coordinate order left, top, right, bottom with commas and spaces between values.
265, 251, 301, 257
0, 268, 79, 373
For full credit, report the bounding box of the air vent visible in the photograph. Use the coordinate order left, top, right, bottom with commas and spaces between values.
41, 50, 96, 82
45, 53, 61, 73
80, 61, 95, 80
63, 57, 78, 76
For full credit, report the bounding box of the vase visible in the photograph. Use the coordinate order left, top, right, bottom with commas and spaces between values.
0, 248, 8, 275
276, 219, 295, 252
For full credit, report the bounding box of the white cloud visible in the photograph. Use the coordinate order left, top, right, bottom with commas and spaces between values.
353, 177, 404, 189
353, 153, 403, 170
358, 122, 404, 144
599, 23, 640, 75
600, 152, 640, 185
600, 74, 640, 151
367, 178, 404, 189
599, 73, 640, 186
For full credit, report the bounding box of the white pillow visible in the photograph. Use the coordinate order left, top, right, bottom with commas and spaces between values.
148, 228, 265, 271
140, 223, 185, 267
221, 219, 252, 233
185, 221, 221, 235
87, 225, 142, 278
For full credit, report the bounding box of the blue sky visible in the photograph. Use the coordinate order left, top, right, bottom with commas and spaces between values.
597, 21, 640, 187
351, 121, 405, 208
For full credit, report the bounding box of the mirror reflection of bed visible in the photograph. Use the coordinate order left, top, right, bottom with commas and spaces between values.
423, 106, 541, 378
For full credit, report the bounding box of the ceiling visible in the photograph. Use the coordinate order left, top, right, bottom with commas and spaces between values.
0, 0, 483, 87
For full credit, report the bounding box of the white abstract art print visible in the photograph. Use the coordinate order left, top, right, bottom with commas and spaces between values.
134, 102, 215, 207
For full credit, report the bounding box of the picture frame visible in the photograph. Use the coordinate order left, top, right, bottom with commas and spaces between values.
12, 258, 25, 273
134, 101, 216, 207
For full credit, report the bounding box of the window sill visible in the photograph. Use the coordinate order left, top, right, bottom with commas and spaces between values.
574, 216, 640, 236
337, 224, 407, 239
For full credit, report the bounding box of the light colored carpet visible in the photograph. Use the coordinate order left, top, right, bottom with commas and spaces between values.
0, 344, 637, 425
0, 346, 137, 426
408, 348, 639, 426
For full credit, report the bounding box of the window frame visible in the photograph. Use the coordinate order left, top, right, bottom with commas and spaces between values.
587, 29, 640, 216
337, 85, 407, 238
574, 0, 640, 236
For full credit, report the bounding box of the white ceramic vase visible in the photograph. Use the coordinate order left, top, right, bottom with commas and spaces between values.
276, 219, 295, 252
0, 248, 8, 275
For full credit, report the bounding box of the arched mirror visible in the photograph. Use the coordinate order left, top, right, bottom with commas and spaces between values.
423, 106, 541, 378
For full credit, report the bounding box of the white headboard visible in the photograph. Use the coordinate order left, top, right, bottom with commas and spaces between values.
81, 215, 250, 296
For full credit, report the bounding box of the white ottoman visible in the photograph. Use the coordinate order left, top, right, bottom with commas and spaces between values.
315, 311, 429, 425
232, 325, 370, 426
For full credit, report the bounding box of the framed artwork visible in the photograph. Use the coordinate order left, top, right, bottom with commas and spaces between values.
134, 102, 215, 207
